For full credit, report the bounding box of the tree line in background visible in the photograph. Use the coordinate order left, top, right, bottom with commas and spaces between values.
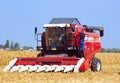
0, 40, 33, 51
101, 48, 120, 53
0, 40, 120, 52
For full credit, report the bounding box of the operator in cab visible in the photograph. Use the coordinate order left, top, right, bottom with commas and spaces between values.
80, 29, 85, 57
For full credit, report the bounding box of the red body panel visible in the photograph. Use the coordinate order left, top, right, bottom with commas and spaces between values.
15, 57, 80, 66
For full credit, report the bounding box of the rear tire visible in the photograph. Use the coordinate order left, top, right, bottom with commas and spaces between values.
91, 56, 102, 72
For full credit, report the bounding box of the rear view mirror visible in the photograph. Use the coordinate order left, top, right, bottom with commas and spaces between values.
100, 28, 104, 37
35, 27, 37, 34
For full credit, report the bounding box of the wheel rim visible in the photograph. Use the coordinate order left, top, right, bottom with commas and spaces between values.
96, 62, 101, 71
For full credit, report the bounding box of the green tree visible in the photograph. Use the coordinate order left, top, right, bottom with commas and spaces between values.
11, 41, 14, 50
22, 46, 33, 50
4, 40, 10, 48
23, 46, 29, 50
14, 42, 20, 50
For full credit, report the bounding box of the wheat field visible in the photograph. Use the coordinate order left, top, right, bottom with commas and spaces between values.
0, 51, 120, 83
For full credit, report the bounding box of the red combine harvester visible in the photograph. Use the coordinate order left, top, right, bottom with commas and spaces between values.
3, 18, 104, 72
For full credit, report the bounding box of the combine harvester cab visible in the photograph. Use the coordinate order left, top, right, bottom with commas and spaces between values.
3, 18, 104, 73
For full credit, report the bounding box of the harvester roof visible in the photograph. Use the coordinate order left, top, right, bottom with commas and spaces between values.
49, 18, 80, 24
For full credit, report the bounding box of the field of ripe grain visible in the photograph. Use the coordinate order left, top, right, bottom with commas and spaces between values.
0, 51, 120, 83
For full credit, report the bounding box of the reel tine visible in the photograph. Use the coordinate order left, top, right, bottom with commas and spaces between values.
3, 58, 18, 72
36, 65, 48, 72
28, 65, 40, 72
74, 58, 85, 72
45, 65, 57, 72
64, 65, 75, 73
55, 65, 66, 72
18, 65, 32, 72
3, 66, 11, 72
10, 66, 19, 72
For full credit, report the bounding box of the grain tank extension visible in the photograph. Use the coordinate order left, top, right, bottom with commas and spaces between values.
3, 18, 104, 72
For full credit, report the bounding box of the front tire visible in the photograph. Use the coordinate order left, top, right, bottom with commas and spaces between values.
91, 56, 102, 72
